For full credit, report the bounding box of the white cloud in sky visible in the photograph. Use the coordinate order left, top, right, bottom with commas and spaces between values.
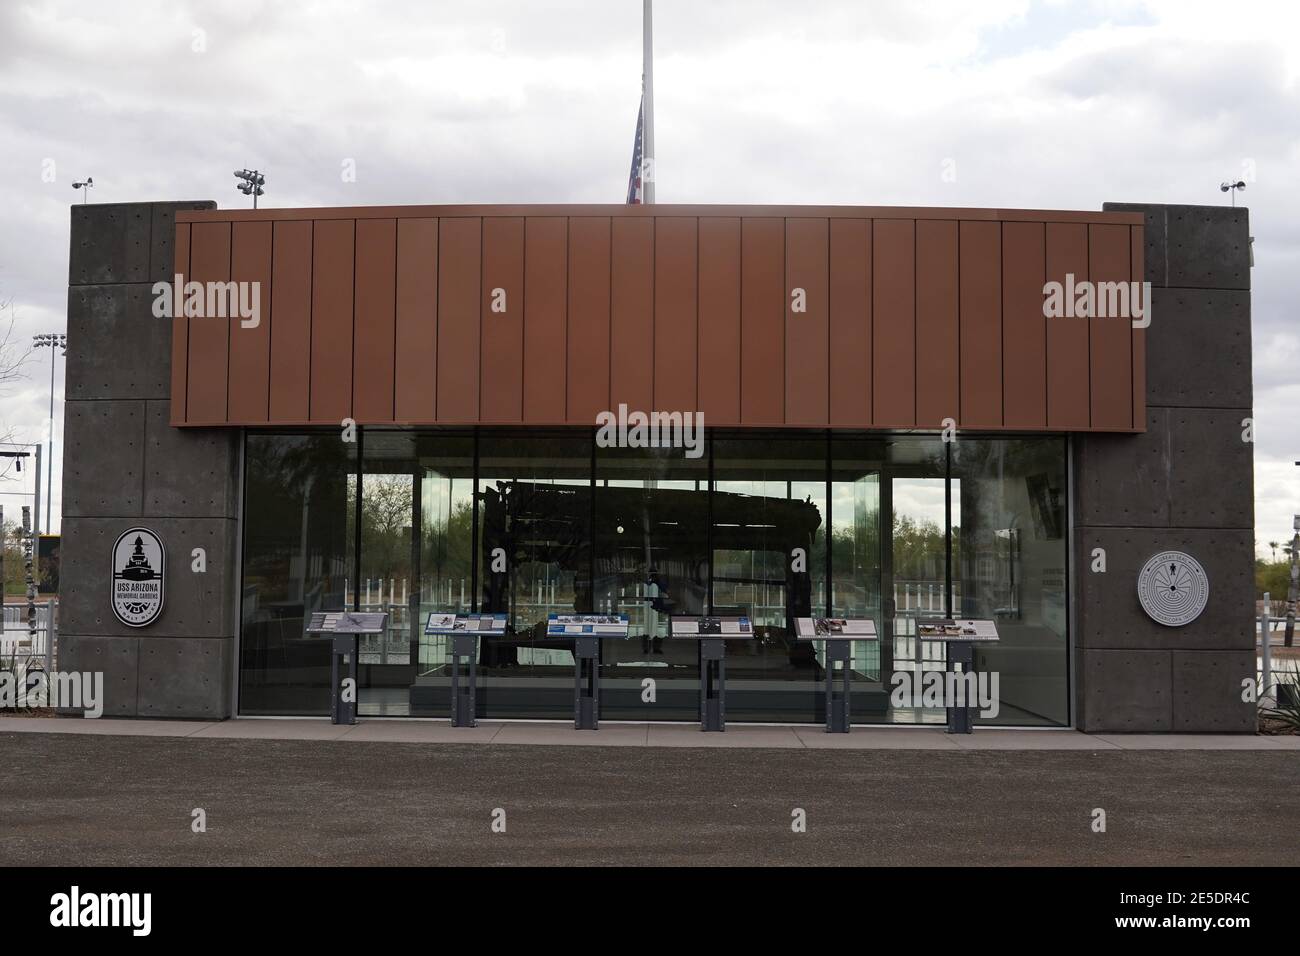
0, 0, 1295, 551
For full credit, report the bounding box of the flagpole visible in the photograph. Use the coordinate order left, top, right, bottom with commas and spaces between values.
642, 0, 655, 204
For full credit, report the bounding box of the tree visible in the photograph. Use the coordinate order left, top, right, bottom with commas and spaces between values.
1269, 541, 1280, 563
0, 297, 32, 479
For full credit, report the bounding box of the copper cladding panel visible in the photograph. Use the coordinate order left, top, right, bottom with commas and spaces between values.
610, 217, 654, 414
653, 217, 698, 414
872, 219, 915, 428
828, 219, 871, 427
171, 205, 1145, 433
268, 220, 313, 422
784, 218, 829, 426
352, 218, 397, 423
697, 218, 741, 425
741, 217, 784, 425
959, 221, 1002, 428
566, 217, 611, 425
436, 218, 482, 423
308, 219, 355, 423
226, 221, 273, 423
168, 223, 190, 425
1045, 222, 1090, 429
1001, 221, 1047, 428
394, 218, 438, 422
522, 217, 567, 424
185, 221, 231, 424
1088, 223, 1133, 429
480, 217, 525, 423
914, 219, 958, 429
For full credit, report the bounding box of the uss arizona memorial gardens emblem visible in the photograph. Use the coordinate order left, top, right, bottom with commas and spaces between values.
111, 528, 166, 627
1136, 550, 1208, 627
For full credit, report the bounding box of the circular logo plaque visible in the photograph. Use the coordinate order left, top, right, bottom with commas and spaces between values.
1137, 550, 1208, 627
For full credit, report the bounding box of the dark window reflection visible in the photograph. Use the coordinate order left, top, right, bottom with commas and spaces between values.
477, 432, 592, 718
595, 444, 708, 720
711, 434, 827, 723
239, 433, 354, 715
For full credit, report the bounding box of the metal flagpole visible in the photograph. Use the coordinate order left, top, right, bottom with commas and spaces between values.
642, 0, 655, 204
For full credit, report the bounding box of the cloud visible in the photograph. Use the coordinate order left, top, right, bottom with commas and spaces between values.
0, 0, 1295, 547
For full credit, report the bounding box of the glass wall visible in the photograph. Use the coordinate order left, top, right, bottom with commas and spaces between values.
712, 434, 827, 722
477, 432, 592, 718
952, 438, 1068, 726
240, 433, 354, 715
595, 445, 708, 720
239, 429, 1071, 726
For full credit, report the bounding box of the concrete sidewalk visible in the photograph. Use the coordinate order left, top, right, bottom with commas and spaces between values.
2, 715, 1297, 750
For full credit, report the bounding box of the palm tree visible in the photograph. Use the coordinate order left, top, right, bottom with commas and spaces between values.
1269, 541, 1280, 562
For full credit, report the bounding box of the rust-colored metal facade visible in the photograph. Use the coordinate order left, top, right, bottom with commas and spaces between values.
170, 204, 1146, 432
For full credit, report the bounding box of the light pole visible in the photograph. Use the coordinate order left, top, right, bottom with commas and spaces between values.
32, 333, 66, 533
233, 169, 266, 208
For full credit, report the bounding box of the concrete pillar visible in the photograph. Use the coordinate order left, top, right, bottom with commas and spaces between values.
60, 200, 239, 719
1075, 204, 1255, 732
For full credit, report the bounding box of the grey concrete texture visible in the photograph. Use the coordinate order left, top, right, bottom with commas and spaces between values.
57, 516, 236, 640
1171, 650, 1256, 733
62, 199, 235, 721
1076, 649, 1172, 732
54, 635, 139, 718
136, 637, 233, 719
144, 400, 239, 517
61, 399, 147, 517
1, 733, 1295, 865
1146, 288, 1252, 409
1103, 202, 1250, 290
1074, 527, 1254, 651
65, 284, 172, 401
1073, 407, 1254, 529
68, 200, 214, 287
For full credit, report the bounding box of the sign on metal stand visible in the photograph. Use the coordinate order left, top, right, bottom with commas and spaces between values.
306, 611, 389, 725
915, 618, 1000, 734
794, 618, 878, 733
670, 615, 753, 732
546, 614, 630, 729
426, 613, 507, 727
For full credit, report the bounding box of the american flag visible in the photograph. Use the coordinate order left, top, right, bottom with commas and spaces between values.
626, 99, 644, 204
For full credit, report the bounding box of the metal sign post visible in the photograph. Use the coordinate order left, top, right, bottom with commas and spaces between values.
915, 618, 1000, 734
425, 613, 508, 727
670, 615, 754, 732
546, 614, 630, 729
306, 611, 389, 725
794, 618, 879, 733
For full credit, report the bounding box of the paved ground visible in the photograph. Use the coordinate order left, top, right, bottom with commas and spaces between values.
1, 728, 1296, 865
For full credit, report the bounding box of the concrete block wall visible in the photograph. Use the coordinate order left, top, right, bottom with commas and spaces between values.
61, 200, 239, 718
1076, 203, 1255, 732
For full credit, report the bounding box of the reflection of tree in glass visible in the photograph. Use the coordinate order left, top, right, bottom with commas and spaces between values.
361, 474, 413, 585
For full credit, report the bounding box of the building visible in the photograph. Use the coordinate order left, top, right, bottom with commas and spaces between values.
58, 200, 1255, 731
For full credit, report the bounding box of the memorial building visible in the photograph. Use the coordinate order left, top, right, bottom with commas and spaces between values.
59, 200, 1256, 732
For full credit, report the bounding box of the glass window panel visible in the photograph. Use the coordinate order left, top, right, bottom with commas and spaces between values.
477, 432, 593, 718
595, 444, 708, 721
239, 433, 355, 716
711, 434, 827, 723
830, 438, 884, 712
952, 437, 1069, 726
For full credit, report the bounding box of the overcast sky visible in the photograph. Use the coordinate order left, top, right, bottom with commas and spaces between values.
0, 0, 1296, 553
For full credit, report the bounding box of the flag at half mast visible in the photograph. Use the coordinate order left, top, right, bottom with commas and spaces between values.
626, 99, 644, 204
